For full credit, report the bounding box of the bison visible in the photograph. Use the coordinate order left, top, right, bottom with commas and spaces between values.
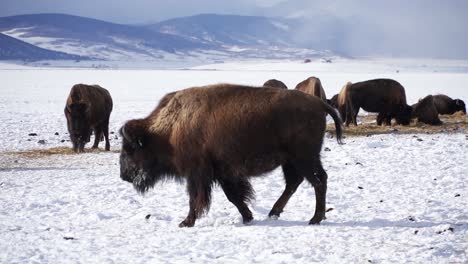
411, 95, 442, 125
119, 84, 343, 227
263, 79, 288, 89
336, 79, 412, 126
64, 84, 113, 152
295, 76, 327, 102
432, 94, 466, 115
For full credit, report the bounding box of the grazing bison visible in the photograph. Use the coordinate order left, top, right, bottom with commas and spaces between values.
263, 79, 288, 89
327, 94, 344, 119
119, 84, 343, 227
64, 84, 113, 152
295, 76, 327, 102
411, 95, 442, 125
432, 94, 466, 115
328, 94, 339, 108
337, 79, 412, 126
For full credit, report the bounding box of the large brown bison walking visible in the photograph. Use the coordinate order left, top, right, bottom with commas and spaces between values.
64, 84, 113, 152
119, 84, 343, 227
432, 94, 466, 115
295, 76, 327, 102
337, 79, 412, 126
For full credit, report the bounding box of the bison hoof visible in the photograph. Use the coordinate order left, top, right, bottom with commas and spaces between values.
269, 215, 279, 220
178, 219, 195, 228
268, 210, 281, 218
242, 216, 254, 225
309, 215, 325, 225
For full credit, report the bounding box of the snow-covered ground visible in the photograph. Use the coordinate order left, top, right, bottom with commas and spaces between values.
0, 60, 467, 263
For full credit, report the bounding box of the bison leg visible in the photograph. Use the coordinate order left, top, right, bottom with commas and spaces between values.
102, 118, 111, 151
345, 104, 357, 126
351, 106, 359, 126
344, 107, 353, 127
268, 163, 304, 218
307, 159, 328, 225
219, 178, 254, 224
377, 112, 385, 126
384, 115, 392, 126
92, 128, 103, 149
179, 176, 213, 228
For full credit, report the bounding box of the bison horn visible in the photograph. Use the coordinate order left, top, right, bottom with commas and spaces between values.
120, 122, 144, 148
120, 124, 130, 141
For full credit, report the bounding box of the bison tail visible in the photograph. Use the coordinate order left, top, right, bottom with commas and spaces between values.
324, 102, 344, 144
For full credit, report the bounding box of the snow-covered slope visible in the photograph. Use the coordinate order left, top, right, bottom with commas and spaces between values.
0, 14, 212, 61
146, 14, 297, 47
0, 32, 88, 61
0, 13, 332, 62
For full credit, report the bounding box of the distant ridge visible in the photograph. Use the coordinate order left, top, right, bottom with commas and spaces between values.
0, 32, 88, 61
0, 13, 332, 62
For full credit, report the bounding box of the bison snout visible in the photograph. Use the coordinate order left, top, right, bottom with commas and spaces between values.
120, 173, 134, 183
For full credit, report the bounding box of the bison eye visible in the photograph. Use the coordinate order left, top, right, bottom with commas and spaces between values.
137, 138, 144, 148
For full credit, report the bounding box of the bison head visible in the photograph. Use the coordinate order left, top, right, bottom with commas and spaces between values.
328, 94, 339, 108
451, 99, 466, 114
119, 120, 173, 194
395, 104, 413, 125
65, 103, 91, 153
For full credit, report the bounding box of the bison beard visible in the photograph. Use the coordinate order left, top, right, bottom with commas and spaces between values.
119, 84, 343, 227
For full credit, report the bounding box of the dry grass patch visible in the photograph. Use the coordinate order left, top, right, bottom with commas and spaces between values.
4, 147, 119, 158
327, 112, 468, 137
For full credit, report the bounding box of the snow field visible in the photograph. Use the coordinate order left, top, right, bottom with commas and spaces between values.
0, 61, 467, 263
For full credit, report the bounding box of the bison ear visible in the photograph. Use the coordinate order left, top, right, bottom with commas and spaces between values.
120, 120, 147, 149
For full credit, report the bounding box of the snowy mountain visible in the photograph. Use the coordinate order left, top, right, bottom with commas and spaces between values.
0, 14, 213, 61
0, 13, 331, 62
146, 14, 298, 47
0, 33, 88, 61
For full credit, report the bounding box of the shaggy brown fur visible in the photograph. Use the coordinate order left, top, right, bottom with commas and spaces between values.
432, 94, 466, 115
119, 84, 343, 227
328, 94, 339, 108
295, 77, 327, 102
411, 95, 442, 125
337, 79, 412, 126
65, 84, 113, 153
263, 79, 288, 89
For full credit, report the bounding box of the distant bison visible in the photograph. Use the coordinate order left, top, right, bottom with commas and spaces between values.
327, 94, 342, 118
432, 94, 466, 115
295, 76, 327, 102
411, 95, 442, 125
119, 84, 343, 227
263, 79, 288, 89
337, 79, 412, 126
64, 84, 113, 152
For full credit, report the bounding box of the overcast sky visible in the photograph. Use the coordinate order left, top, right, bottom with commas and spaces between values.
1, 0, 467, 58
0, 0, 285, 24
